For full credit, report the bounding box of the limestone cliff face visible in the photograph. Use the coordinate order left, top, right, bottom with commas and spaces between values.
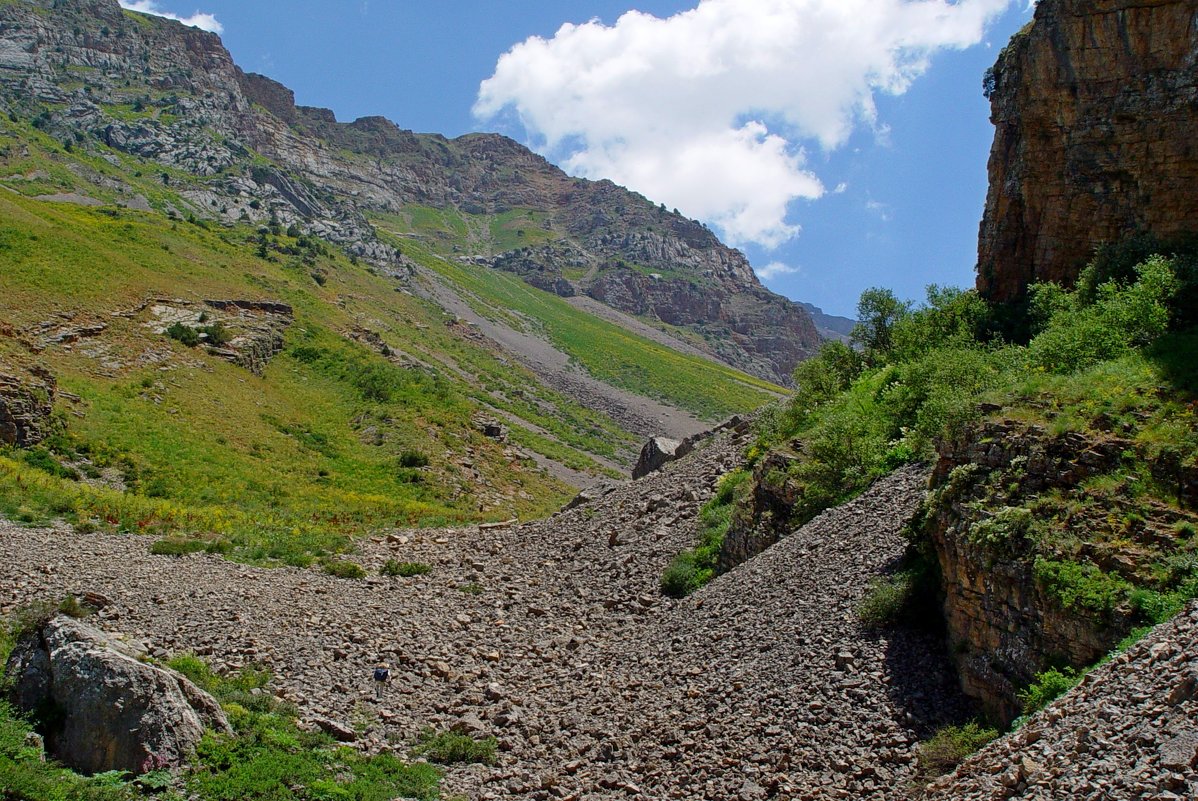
0, 0, 821, 385
921, 419, 1198, 724
977, 0, 1198, 301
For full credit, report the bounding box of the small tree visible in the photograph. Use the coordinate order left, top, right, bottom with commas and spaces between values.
851, 287, 910, 365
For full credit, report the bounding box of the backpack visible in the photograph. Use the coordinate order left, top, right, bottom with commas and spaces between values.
373, 668, 390, 682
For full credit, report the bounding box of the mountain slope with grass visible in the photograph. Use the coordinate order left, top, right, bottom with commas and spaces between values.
0, 0, 821, 387
0, 0, 793, 569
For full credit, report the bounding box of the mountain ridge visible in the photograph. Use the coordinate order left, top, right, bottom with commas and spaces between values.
0, 0, 821, 385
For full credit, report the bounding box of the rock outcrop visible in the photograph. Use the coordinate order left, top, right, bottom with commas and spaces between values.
0, 365, 57, 447
922, 419, 1197, 723
925, 601, 1198, 800
147, 299, 292, 375
5, 615, 231, 774
631, 436, 682, 480
977, 0, 1198, 301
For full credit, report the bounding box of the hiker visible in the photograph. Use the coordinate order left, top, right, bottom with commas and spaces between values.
373, 663, 390, 700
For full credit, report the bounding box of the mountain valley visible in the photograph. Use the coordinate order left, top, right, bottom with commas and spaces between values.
2, 0, 1198, 800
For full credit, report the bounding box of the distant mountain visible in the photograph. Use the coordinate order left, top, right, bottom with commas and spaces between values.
0, 0, 822, 385
797, 302, 855, 342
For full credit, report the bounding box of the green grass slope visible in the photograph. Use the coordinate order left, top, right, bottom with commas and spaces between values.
0, 105, 780, 566
373, 209, 784, 421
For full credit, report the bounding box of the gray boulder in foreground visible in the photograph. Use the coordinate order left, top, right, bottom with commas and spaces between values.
5, 615, 231, 775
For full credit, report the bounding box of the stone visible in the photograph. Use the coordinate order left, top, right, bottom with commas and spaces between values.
1159, 732, 1198, 771
631, 437, 682, 480
311, 715, 357, 743
4, 616, 231, 775
977, 0, 1198, 301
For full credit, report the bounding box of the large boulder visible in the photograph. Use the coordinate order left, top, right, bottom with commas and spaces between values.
5, 615, 232, 775
632, 437, 682, 479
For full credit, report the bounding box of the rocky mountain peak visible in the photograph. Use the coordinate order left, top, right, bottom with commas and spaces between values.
0, 0, 821, 383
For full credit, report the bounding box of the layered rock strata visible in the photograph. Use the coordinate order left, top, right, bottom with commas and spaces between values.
977, 0, 1198, 300
0, 365, 57, 447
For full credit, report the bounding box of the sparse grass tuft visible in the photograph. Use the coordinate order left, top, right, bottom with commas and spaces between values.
381, 559, 431, 577
410, 728, 497, 766
661, 470, 748, 598
856, 571, 919, 629
322, 559, 367, 579
915, 722, 999, 780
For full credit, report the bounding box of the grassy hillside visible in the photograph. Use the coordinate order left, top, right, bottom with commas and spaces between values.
0, 65, 785, 568
373, 210, 784, 420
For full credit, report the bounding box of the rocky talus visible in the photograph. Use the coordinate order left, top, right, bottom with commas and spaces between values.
1, 433, 973, 800
976, 0, 1198, 300
923, 601, 1198, 801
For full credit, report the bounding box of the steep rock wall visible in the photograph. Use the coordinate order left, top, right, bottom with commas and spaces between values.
922, 419, 1198, 723
977, 0, 1198, 301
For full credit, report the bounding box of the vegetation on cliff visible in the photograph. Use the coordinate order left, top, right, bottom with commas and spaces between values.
672, 242, 1198, 635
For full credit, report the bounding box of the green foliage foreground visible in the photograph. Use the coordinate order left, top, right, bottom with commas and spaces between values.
0, 620, 443, 801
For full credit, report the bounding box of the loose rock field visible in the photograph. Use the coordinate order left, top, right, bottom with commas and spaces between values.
4, 429, 1194, 799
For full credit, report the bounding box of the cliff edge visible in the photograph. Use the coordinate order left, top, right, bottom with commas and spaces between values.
977, 0, 1198, 301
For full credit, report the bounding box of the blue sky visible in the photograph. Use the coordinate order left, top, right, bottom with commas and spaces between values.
120, 1, 1035, 318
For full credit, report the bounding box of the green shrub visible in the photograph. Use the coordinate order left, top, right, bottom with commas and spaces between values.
915, 722, 999, 779
322, 559, 366, 579
792, 340, 864, 408
200, 322, 231, 347
660, 552, 708, 599
398, 450, 429, 469
410, 728, 497, 766
1032, 558, 1132, 618
19, 448, 79, 481
381, 560, 430, 577
166, 322, 200, 347
856, 571, 918, 629
1018, 666, 1082, 715
1028, 256, 1178, 373
967, 506, 1035, 550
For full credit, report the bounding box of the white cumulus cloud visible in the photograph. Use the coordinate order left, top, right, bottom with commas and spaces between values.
118, 1, 223, 34
476, 0, 1013, 249
756, 261, 800, 281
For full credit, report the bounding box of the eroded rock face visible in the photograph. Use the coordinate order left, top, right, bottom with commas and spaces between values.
0, 365, 56, 447
5, 616, 231, 775
977, 0, 1198, 301
924, 420, 1156, 723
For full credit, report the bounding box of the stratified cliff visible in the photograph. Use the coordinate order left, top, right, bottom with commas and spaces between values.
976, 0, 1198, 301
